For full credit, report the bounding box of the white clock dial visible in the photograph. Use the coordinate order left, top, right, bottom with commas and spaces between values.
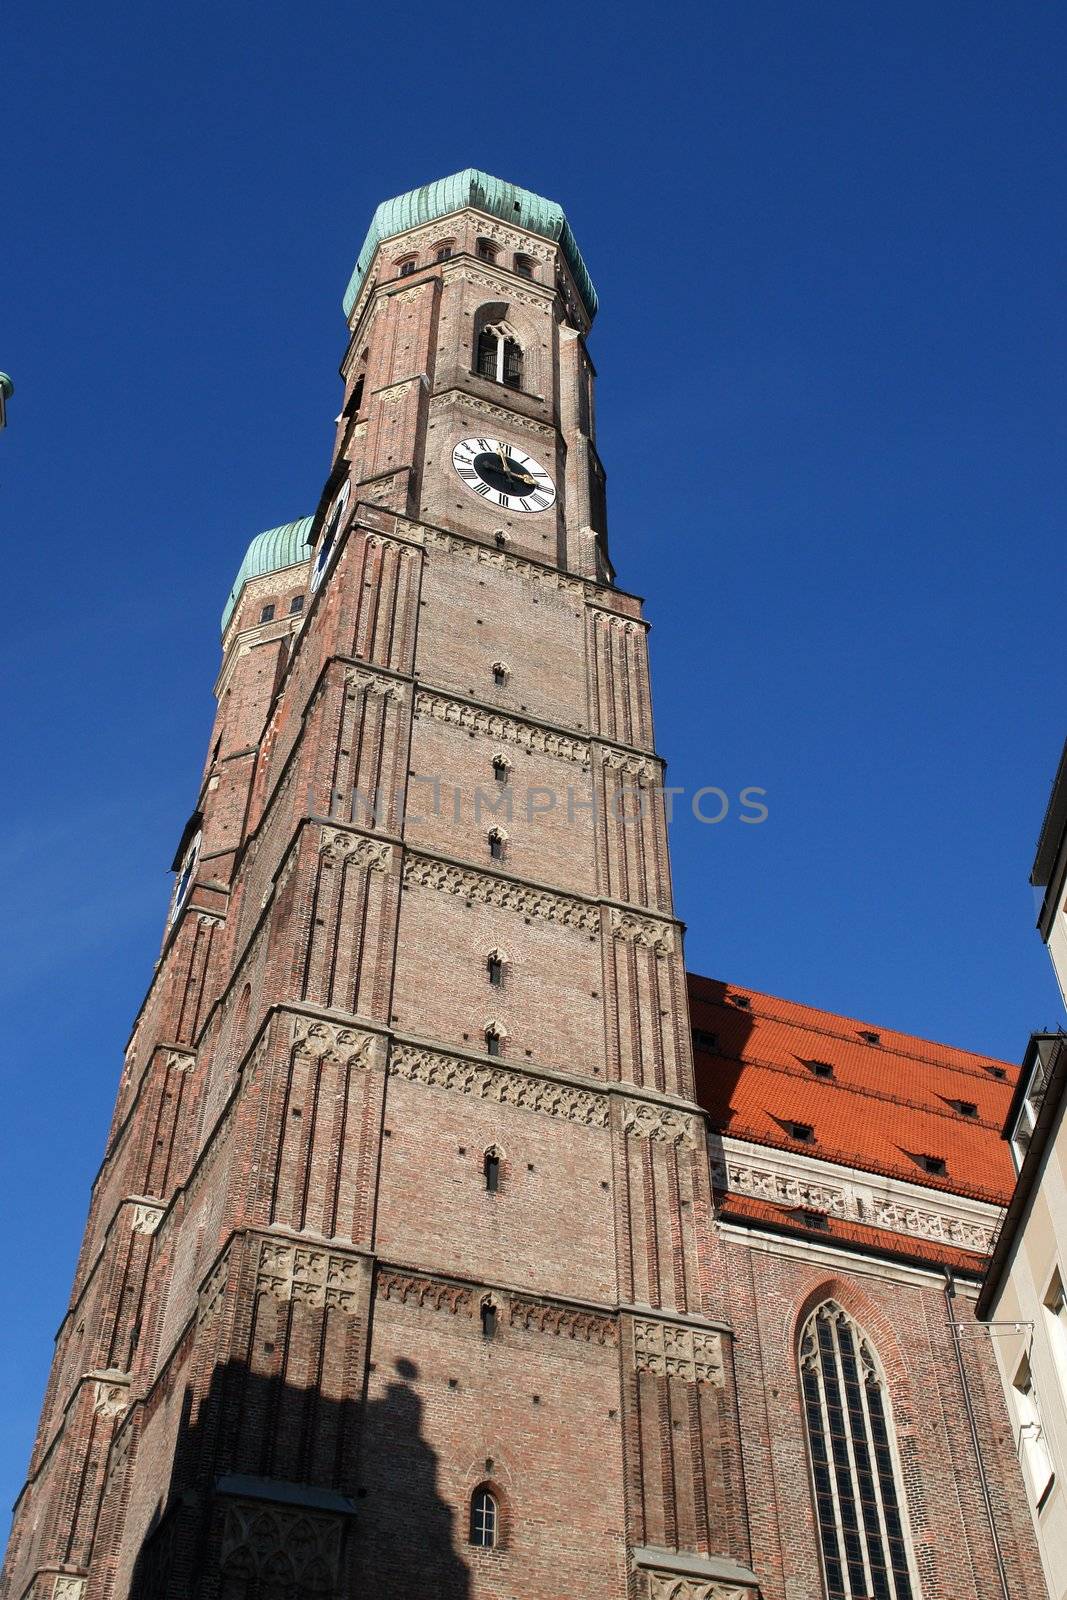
452, 437, 557, 513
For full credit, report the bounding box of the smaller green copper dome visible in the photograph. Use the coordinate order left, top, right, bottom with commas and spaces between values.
221, 516, 312, 634
342, 169, 597, 322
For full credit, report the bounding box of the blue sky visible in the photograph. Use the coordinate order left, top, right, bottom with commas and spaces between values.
1, 0, 1063, 1519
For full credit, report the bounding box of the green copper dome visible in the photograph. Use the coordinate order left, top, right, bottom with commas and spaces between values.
221, 517, 312, 634
342, 169, 597, 322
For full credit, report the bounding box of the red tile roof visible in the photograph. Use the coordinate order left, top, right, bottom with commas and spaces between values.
689, 973, 1018, 1209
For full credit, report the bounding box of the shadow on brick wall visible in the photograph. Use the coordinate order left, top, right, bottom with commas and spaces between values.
129, 1354, 470, 1599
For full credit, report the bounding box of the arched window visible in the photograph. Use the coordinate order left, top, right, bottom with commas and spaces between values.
434, 241, 453, 262
485, 1026, 503, 1057
476, 238, 497, 262
397, 257, 417, 277
474, 306, 523, 390
169, 824, 202, 926
312, 482, 350, 592
492, 755, 510, 787
469, 1484, 497, 1545
488, 828, 506, 862
487, 952, 504, 987
800, 1301, 917, 1600
514, 253, 535, 279
480, 1300, 498, 1341
491, 661, 509, 688
484, 1147, 501, 1191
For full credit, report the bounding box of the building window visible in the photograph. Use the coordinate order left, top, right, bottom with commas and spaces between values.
492, 756, 510, 787
397, 257, 416, 277
492, 662, 509, 688
485, 1028, 502, 1057
476, 238, 497, 262
1044, 1270, 1067, 1400
806, 1058, 834, 1079
435, 242, 453, 262
484, 1148, 501, 1192
953, 1099, 978, 1118
480, 1300, 498, 1340
918, 1154, 946, 1176
312, 482, 350, 592
488, 829, 506, 862
169, 827, 202, 927
487, 954, 503, 987
1013, 1354, 1055, 1507
859, 1030, 881, 1045
787, 1121, 815, 1144
693, 1028, 718, 1052
800, 1301, 918, 1600
259, 603, 276, 623
347, 373, 365, 415
476, 322, 523, 389
289, 594, 304, 615
514, 253, 535, 278
469, 1485, 497, 1545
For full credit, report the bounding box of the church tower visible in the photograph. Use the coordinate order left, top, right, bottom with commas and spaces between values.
2, 172, 760, 1600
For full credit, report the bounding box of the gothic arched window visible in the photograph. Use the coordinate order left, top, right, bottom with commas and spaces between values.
475, 314, 523, 390
799, 1301, 917, 1600
469, 1484, 497, 1545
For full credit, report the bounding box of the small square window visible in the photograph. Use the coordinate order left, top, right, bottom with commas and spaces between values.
259, 603, 276, 623
289, 594, 304, 615
787, 1122, 815, 1144
920, 1154, 947, 1176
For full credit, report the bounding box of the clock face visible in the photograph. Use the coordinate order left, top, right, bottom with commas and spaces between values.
452, 437, 556, 513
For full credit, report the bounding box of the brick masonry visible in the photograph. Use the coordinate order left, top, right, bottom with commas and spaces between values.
0, 195, 1048, 1600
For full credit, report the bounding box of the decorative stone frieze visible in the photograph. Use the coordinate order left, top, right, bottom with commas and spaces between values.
388, 1044, 608, 1127
375, 1269, 473, 1314
414, 689, 589, 764
318, 826, 394, 873
429, 388, 555, 439
221, 1501, 344, 1585
197, 1246, 231, 1326
422, 526, 584, 595
344, 667, 406, 702
255, 1240, 361, 1313
610, 907, 675, 955
448, 265, 551, 311
52, 1579, 87, 1600
91, 1376, 131, 1419
600, 749, 660, 785
622, 1102, 698, 1148
712, 1154, 999, 1253
290, 1015, 374, 1068
642, 1577, 750, 1600
509, 1294, 616, 1344
632, 1320, 724, 1387
402, 853, 598, 930
129, 1202, 164, 1235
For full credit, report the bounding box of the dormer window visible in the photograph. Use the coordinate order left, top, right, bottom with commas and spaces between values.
693, 1028, 718, 1052
919, 1154, 947, 1176
806, 1059, 834, 1079
859, 1029, 881, 1045
787, 1121, 814, 1144
954, 1100, 979, 1118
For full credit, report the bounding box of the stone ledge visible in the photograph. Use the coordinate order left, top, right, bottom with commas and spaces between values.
632, 1544, 760, 1589
216, 1474, 357, 1515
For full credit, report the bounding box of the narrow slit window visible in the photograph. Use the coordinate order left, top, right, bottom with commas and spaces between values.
469, 1485, 497, 1545
492, 757, 509, 786
487, 955, 503, 987
485, 1029, 502, 1057
484, 1150, 500, 1192
481, 1300, 497, 1339
488, 831, 505, 862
